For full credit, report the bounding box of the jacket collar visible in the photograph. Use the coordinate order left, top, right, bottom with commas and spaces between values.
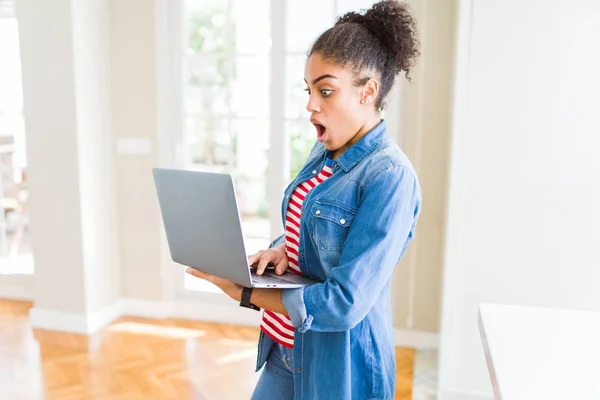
323, 119, 388, 172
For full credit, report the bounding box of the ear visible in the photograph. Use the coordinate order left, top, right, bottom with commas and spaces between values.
360, 78, 379, 105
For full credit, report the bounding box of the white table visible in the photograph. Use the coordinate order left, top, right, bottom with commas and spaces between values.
478, 303, 600, 400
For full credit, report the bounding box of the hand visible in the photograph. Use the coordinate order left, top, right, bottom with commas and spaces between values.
247, 243, 288, 276
185, 268, 243, 302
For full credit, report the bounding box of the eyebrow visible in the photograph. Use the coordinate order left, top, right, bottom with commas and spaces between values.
304, 74, 338, 85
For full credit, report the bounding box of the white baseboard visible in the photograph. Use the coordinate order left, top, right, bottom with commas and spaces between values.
30, 300, 123, 335
121, 298, 438, 348
394, 328, 439, 349
27, 297, 258, 335
29, 307, 91, 334
119, 298, 170, 319
87, 300, 123, 334
439, 390, 493, 400
119, 295, 262, 326
0, 274, 34, 301
164, 299, 263, 326
26, 295, 440, 351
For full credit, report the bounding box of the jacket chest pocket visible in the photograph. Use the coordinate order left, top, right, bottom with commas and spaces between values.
310, 201, 356, 251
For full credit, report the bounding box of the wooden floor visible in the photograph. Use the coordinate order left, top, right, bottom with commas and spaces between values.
0, 299, 414, 399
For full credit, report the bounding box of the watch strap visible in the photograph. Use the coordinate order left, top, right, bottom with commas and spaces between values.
240, 287, 260, 311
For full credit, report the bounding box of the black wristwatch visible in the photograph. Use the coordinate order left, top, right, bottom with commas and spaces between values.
240, 287, 260, 311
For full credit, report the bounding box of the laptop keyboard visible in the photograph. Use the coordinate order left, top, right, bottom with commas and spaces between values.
252, 273, 298, 285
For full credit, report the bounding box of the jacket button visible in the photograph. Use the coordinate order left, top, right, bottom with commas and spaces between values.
312, 170, 317, 174
316, 210, 321, 215
340, 218, 346, 224
297, 368, 302, 373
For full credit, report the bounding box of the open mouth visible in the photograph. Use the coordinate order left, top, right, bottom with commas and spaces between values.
314, 123, 327, 143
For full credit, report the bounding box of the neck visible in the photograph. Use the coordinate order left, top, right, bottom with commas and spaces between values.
332, 114, 382, 160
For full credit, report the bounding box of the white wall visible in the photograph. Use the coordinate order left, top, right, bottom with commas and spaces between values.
110, 0, 165, 302
393, 0, 457, 333
72, 0, 120, 315
16, 0, 120, 329
17, 0, 87, 314
438, 0, 600, 398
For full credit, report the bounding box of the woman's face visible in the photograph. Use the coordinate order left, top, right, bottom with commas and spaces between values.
304, 53, 379, 156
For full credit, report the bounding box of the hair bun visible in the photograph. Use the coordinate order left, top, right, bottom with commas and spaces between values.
336, 0, 419, 76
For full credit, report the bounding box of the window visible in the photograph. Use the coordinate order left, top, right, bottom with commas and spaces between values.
0, 0, 32, 275
171, 0, 381, 295
180, 0, 272, 293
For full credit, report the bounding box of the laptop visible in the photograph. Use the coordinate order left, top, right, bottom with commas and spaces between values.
152, 167, 318, 289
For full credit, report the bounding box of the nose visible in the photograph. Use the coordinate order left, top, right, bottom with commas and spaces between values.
306, 93, 320, 113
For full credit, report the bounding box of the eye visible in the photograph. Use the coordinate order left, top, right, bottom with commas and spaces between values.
320, 89, 333, 98
304, 88, 311, 95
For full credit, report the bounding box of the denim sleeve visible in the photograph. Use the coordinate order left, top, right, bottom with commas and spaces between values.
282, 165, 421, 332
281, 287, 308, 328
268, 234, 285, 249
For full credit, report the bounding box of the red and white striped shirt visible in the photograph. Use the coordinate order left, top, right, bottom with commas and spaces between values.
260, 158, 335, 348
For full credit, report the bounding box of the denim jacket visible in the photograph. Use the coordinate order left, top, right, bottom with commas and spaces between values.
256, 120, 421, 400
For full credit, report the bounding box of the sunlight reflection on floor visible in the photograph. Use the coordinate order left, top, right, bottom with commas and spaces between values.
108, 322, 206, 339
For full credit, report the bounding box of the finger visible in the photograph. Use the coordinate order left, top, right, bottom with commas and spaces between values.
275, 258, 288, 275
186, 268, 210, 281
185, 268, 202, 278
247, 251, 263, 268
257, 256, 273, 275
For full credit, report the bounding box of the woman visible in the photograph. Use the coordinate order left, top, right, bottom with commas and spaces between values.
186, 1, 421, 398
